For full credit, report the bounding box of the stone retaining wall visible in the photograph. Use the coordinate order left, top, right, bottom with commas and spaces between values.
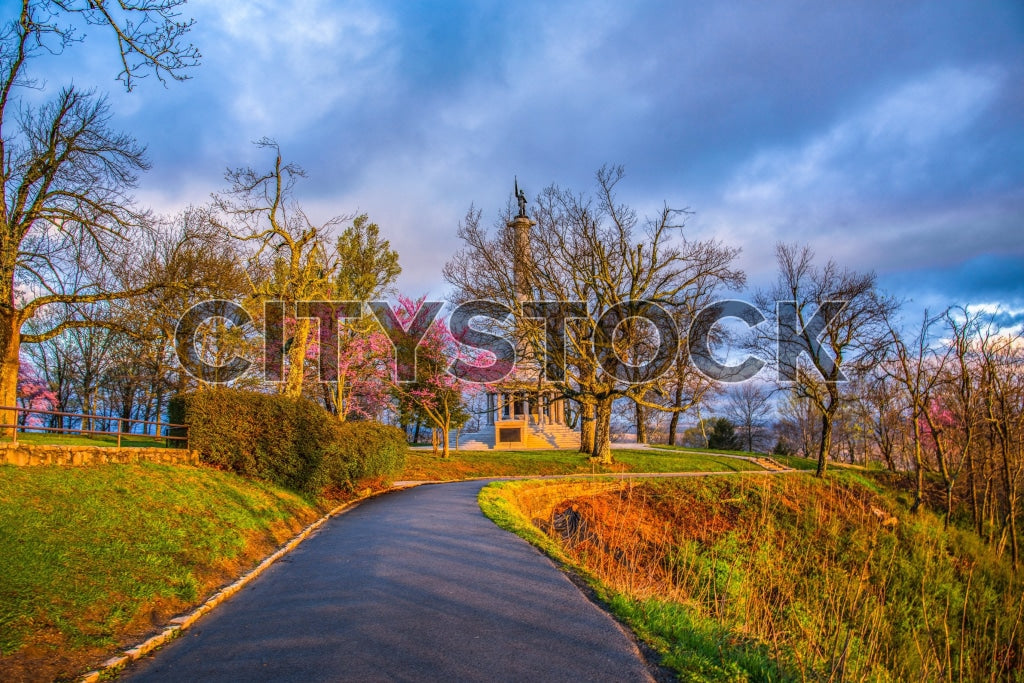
0, 443, 200, 467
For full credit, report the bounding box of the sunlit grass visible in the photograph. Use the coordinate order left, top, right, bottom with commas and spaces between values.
1, 431, 178, 448
615, 450, 760, 473
401, 448, 762, 480
768, 453, 819, 470
649, 443, 762, 457
0, 463, 319, 679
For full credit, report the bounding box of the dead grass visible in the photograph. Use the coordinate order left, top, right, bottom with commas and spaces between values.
483, 474, 1024, 680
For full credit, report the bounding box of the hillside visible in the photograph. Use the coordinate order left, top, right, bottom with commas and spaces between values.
482, 472, 1023, 681
0, 464, 322, 681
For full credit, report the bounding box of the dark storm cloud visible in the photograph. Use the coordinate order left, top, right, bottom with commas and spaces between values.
882, 255, 1024, 308
12, 0, 1024, 304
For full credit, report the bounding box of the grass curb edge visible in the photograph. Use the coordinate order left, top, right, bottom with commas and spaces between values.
78, 482, 423, 682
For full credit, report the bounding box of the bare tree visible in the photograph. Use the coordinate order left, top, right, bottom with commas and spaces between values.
0, 1, 198, 428
922, 307, 983, 525
445, 166, 743, 462
724, 382, 773, 452
212, 140, 345, 398
775, 389, 820, 458
111, 210, 252, 411
754, 243, 897, 477
880, 309, 948, 510
859, 372, 905, 471
659, 278, 723, 445
977, 324, 1024, 566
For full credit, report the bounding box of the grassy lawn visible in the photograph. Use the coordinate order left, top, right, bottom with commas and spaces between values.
2, 431, 178, 448
770, 453, 820, 470
648, 443, 763, 457
652, 447, 871, 474
614, 450, 760, 473
400, 448, 761, 480
0, 463, 320, 680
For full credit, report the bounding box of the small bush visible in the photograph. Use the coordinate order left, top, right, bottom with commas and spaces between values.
169, 388, 405, 495
308, 421, 407, 494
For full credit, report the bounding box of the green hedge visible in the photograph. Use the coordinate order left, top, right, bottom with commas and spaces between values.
306, 421, 408, 494
169, 388, 406, 495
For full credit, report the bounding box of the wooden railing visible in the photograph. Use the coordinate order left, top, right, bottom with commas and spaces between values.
0, 405, 188, 449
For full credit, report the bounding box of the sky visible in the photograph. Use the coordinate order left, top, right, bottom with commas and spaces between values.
19, 0, 1024, 328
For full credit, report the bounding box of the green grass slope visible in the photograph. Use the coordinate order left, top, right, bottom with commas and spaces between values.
2, 431, 175, 448
0, 463, 320, 680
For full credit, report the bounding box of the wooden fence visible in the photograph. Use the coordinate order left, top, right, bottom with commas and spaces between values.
0, 405, 188, 449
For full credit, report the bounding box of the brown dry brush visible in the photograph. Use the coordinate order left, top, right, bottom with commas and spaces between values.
545, 476, 1023, 681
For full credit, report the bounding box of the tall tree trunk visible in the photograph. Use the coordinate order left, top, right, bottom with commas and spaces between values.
592, 396, 613, 464
579, 399, 595, 455
335, 375, 348, 422
142, 393, 153, 433
284, 317, 311, 398
0, 312, 21, 438
634, 401, 647, 444
881, 440, 896, 472
697, 406, 709, 448
816, 411, 833, 478
984, 481, 995, 545
667, 393, 681, 446
944, 484, 955, 531
909, 412, 925, 513
968, 435, 989, 535
997, 432, 1020, 567
155, 392, 165, 438
441, 422, 451, 459
1007, 494, 1020, 569
120, 398, 133, 434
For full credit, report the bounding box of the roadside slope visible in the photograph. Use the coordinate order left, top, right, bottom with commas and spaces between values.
481, 473, 1023, 680
0, 463, 321, 681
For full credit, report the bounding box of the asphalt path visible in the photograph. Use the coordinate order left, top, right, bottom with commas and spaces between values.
123, 479, 654, 682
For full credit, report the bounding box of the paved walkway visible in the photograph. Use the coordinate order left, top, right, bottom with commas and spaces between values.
123, 480, 653, 682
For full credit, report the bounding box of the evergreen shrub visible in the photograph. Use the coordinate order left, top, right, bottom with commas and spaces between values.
169, 388, 406, 495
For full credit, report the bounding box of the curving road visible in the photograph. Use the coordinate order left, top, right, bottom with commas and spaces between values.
123, 480, 654, 682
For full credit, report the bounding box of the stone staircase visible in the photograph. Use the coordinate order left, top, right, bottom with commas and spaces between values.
750, 455, 790, 471
456, 430, 495, 450
522, 423, 580, 449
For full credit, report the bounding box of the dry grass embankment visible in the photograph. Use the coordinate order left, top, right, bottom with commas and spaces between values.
481, 472, 1023, 681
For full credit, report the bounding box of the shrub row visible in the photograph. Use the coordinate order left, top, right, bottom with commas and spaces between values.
169, 388, 407, 495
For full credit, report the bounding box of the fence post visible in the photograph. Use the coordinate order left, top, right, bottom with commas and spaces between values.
117, 419, 122, 448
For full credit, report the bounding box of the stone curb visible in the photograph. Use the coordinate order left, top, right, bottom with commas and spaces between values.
78, 483, 424, 682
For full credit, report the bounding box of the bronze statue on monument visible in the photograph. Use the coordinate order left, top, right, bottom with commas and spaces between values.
514, 177, 528, 218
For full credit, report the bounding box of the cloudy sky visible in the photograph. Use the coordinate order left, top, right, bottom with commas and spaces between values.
26, 0, 1024, 324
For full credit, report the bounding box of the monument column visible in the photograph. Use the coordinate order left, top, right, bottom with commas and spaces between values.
509, 214, 536, 303
510, 177, 536, 304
